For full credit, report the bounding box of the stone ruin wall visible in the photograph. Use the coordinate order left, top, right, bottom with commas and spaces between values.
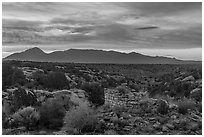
104, 88, 146, 108
104, 89, 128, 107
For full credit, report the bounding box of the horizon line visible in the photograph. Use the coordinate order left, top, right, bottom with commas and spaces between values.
3, 46, 202, 62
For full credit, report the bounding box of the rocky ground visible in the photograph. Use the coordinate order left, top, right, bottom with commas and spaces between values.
96, 98, 202, 135
2, 61, 202, 135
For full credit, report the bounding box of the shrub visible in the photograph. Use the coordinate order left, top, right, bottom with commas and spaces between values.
62, 104, 98, 134
106, 77, 117, 87
95, 119, 106, 133
2, 102, 14, 128
53, 92, 76, 111
12, 88, 37, 111
101, 80, 109, 88
168, 81, 194, 98
177, 98, 195, 114
128, 83, 139, 92
25, 82, 36, 89
157, 99, 169, 115
178, 118, 189, 130
116, 86, 129, 95
33, 71, 69, 90
2, 62, 26, 89
32, 71, 46, 87
2, 112, 10, 129
191, 69, 202, 80
148, 83, 167, 97
11, 106, 40, 130
82, 82, 104, 106
117, 119, 129, 128
39, 98, 66, 129
138, 98, 154, 113
45, 72, 69, 89
182, 83, 193, 98
83, 73, 92, 82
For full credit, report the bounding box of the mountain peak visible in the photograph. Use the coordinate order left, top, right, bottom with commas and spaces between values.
4, 47, 46, 61
25, 47, 44, 53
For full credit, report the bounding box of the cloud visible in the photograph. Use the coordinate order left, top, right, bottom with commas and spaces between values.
116, 2, 201, 16
2, 2, 202, 51
136, 26, 159, 30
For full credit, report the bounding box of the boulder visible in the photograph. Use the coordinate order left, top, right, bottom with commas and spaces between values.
52, 90, 71, 97
2, 92, 9, 98
104, 130, 118, 135
64, 73, 72, 81
149, 117, 157, 121
175, 77, 182, 81
170, 115, 177, 119
169, 103, 178, 110
166, 123, 174, 130
121, 112, 131, 119
181, 76, 195, 82
6, 88, 18, 93
123, 126, 132, 131
39, 130, 47, 135
53, 131, 67, 135
162, 126, 168, 132
190, 88, 202, 101
153, 122, 161, 130
3, 127, 26, 135
104, 116, 111, 122
52, 89, 90, 108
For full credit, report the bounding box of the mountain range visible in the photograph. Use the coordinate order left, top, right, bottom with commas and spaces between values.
4, 47, 201, 64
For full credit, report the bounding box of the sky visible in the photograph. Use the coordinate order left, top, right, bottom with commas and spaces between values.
2, 2, 202, 60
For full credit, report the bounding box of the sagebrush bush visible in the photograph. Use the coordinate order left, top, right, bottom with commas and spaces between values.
11, 106, 40, 130
148, 83, 167, 97
62, 103, 98, 134
2, 62, 26, 89
12, 88, 38, 111
45, 72, 69, 89
39, 98, 66, 129
33, 71, 69, 90
177, 98, 195, 114
81, 82, 104, 106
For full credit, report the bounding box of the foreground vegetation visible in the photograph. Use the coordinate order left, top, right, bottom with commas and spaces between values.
2, 60, 202, 135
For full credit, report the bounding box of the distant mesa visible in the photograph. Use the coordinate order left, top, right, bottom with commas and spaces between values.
4, 47, 201, 64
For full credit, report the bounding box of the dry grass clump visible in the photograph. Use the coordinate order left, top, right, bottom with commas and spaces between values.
62, 103, 98, 134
